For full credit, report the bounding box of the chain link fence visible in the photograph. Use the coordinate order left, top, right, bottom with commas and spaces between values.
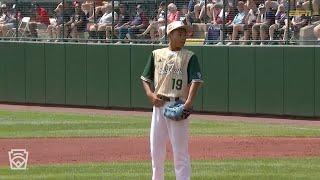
0, 0, 319, 45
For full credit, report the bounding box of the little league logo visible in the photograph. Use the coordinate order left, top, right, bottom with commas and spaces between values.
8, 149, 29, 170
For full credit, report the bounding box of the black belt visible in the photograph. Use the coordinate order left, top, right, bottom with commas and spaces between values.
158, 95, 180, 102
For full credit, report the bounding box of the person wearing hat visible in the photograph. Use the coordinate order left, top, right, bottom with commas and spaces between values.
141, 21, 203, 180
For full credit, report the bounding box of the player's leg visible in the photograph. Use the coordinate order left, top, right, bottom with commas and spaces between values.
150, 105, 169, 180
167, 118, 191, 180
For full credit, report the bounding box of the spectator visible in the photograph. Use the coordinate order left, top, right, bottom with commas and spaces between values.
114, 3, 130, 38
81, 0, 94, 20
291, 2, 308, 41
158, 3, 180, 40
194, 0, 215, 22
269, 4, 287, 42
0, 4, 16, 37
188, 0, 197, 13
118, 4, 148, 42
136, 1, 166, 42
302, 0, 319, 18
265, 0, 279, 11
214, 3, 234, 26
28, 3, 50, 38
46, 1, 74, 40
225, 1, 246, 45
69, 2, 88, 40
186, 0, 200, 24
34, 3, 50, 26
241, 0, 258, 44
61, 1, 77, 39
88, 3, 118, 40
180, 5, 189, 22
314, 23, 320, 42
212, 3, 236, 45
206, 3, 223, 44
251, 3, 276, 45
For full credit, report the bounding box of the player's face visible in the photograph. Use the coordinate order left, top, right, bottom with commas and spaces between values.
169, 28, 187, 49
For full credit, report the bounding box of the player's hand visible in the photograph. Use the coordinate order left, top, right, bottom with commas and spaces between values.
148, 93, 165, 107
183, 100, 193, 110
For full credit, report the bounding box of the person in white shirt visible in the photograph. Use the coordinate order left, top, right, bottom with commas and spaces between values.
88, 3, 118, 39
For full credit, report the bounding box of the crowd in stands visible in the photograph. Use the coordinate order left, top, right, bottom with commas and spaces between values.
0, 0, 319, 44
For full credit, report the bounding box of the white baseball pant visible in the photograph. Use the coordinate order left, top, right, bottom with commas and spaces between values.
150, 102, 191, 180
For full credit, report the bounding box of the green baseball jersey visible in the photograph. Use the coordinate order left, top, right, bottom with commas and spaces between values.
141, 47, 203, 100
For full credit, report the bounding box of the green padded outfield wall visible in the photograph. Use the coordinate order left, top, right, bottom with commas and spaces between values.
25, 43, 46, 103
315, 48, 320, 117
0, 42, 7, 101
5, 42, 26, 103
45, 44, 66, 105
228, 47, 255, 114
202, 46, 228, 112
66, 44, 87, 106
108, 45, 131, 108
255, 47, 284, 115
131, 45, 153, 108
0, 42, 319, 118
284, 47, 315, 117
86, 44, 108, 107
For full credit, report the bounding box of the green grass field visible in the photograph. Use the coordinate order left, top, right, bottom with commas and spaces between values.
1, 158, 320, 180
0, 109, 320, 179
0, 110, 320, 138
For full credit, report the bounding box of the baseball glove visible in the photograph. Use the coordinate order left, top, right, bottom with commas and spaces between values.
164, 100, 191, 121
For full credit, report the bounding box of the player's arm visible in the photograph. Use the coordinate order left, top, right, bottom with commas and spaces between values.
184, 55, 203, 110
141, 53, 165, 107
185, 82, 202, 109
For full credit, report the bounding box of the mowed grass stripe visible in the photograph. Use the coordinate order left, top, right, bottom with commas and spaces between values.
1, 158, 320, 180
0, 110, 320, 138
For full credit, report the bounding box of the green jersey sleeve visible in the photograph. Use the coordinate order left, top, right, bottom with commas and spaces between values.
141, 53, 155, 83
187, 54, 203, 84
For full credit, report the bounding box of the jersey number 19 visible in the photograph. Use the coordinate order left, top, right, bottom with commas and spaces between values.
172, 78, 182, 90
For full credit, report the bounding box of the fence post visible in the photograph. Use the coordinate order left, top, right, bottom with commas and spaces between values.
286, 0, 291, 45
62, 0, 65, 40
204, 0, 207, 24
221, 0, 226, 44
15, 0, 18, 39
112, 0, 115, 42
165, 0, 168, 44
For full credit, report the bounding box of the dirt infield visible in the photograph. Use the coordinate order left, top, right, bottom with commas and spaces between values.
1, 137, 320, 165
1, 104, 320, 166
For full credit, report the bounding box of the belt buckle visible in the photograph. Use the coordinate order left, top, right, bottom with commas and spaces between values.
170, 97, 180, 102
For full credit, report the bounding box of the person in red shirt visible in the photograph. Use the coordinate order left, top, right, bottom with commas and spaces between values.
35, 3, 50, 25
28, 3, 50, 38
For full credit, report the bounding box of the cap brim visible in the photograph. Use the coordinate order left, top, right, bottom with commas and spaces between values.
167, 25, 188, 35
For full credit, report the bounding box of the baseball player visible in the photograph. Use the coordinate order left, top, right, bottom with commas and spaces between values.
141, 21, 203, 180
